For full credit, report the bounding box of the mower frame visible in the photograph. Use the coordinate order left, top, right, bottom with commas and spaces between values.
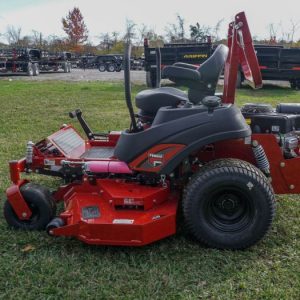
3, 12, 299, 248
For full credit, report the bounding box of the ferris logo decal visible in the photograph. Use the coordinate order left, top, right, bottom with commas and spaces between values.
183, 54, 208, 59
148, 153, 164, 167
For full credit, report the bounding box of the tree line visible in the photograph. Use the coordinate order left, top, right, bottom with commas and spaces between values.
1, 7, 300, 56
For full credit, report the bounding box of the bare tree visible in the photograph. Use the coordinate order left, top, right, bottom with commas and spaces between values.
177, 15, 185, 40
290, 19, 300, 43
165, 14, 186, 42
137, 24, 148, 46
165, 23, 178, 42
212, 19, 224, 41
278, 21, 291, 43
268, 23, 279, 40
190, 23, 211, 42
0, 32, 4, 45
31, 30, 45, 48
124, 19, 136, 43
6, 25, 22, 45
111, 31, 119, 46
18, 36, 31, 47
47, 35, 68, 52
136, 24, 161, 46
98, 33, 113, 52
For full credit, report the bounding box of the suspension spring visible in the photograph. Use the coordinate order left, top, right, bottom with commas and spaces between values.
26, 141, 34, 164
252, 142, 270, 174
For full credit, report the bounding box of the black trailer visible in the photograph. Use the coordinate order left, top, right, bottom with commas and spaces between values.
237, 45, 300, 88
0, 48, 41, 76
131, 57, 144, 70
78, 55, 97, 69
78, 54, 123, 72
96, 55, 122, 72
38, 51, 72, 73
144, 40, 300, 88
0, 48, 73, 75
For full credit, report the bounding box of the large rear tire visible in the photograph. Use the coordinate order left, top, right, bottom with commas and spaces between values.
4, 183, 56, 230
183, 159, 275, 249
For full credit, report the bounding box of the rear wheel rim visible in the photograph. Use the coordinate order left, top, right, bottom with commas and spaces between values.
204, 186, 254, 233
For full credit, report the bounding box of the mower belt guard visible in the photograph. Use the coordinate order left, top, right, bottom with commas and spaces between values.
52, 180, 178, 246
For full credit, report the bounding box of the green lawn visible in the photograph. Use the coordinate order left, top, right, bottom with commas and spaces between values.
0, 80, 299, 299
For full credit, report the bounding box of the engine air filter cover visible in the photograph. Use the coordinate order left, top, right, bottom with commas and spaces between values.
241, 103, 274, 114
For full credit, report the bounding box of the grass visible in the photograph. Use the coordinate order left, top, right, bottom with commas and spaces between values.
0, 80, 299, 299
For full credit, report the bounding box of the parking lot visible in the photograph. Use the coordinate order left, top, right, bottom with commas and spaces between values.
0, 68, 292, 88
0, 69, 146, 83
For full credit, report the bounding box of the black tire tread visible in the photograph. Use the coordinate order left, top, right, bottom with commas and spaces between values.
20, 183, 57, 218
183, 158, 275, 249
3, 183, 56, 230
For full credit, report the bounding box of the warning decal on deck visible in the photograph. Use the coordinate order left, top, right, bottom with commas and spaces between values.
82, 206, 100, 219
112, 219, 134, 224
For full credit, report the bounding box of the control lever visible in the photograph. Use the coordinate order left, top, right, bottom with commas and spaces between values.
69, 109, 94, 140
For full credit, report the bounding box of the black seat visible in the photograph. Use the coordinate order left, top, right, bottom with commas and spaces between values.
135, 44, 228, 119
135, 87, 188, 116
163, 44, 229, 104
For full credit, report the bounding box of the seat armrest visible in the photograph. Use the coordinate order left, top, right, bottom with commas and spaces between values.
163, 66, 201, 83
173, 62, 198, 70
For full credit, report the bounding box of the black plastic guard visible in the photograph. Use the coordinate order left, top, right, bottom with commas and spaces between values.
114, 104, 251, 173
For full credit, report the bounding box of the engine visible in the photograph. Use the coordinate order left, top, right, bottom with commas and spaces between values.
241, 103, 300, 159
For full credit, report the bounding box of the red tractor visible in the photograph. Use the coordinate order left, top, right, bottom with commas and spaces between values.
3, 12, 300, 249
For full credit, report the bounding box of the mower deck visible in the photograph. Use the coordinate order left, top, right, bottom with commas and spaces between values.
52, 179, 178, 246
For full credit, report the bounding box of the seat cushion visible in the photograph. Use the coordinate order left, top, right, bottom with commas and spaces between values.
135, 87, 188, 115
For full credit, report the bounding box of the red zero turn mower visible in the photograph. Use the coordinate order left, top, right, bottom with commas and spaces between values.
4, 12, 300, 249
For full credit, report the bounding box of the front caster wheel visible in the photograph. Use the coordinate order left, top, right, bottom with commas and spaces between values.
3, 183, 56, 230
46, 217, 65, 236
183, 159, 275, 250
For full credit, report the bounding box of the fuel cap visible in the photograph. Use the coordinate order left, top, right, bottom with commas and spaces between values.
202, 96, 221, 108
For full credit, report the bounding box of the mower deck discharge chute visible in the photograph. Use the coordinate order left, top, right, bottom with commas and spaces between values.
3, 12, 300, 249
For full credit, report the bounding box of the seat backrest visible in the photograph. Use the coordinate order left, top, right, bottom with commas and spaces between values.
188, 44, 229, 103
197, 44, 229, 84
162, 45, 228, 104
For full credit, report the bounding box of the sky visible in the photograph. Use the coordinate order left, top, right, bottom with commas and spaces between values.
0, 0, 300, 44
